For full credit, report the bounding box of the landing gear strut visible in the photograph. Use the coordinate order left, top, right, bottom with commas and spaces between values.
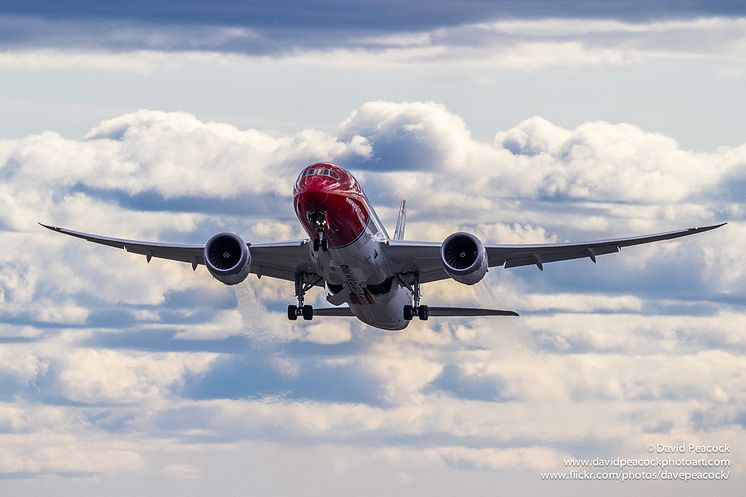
399, 272, 429, 321
308, 211, 329, 252
312, 234, 328, 252
287, 272, 323, 321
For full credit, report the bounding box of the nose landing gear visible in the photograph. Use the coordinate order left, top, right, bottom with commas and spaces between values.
308, 211, 329, 252
312, 234, 328, 252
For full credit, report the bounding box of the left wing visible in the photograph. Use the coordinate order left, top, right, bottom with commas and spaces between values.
39, 223, 317, 284
383, 223, 726, 284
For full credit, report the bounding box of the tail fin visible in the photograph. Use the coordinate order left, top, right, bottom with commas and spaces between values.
393, 200, 407, 240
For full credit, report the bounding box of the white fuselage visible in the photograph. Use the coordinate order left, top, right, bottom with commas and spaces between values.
311, 218, 412, 331
293, 162, 414, 330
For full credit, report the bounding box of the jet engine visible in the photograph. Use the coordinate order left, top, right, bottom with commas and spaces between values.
440, 232, 488, 285
204, 232, 251, 285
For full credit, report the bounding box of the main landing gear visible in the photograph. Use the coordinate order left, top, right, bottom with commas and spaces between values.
287, 272, 323, 321
308, 211, 329, 252
399, 272, 429, 321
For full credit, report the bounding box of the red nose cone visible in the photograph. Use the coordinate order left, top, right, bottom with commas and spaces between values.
297, 190, 328, 210
293, 163, 369, 247
296, 175, 332, 209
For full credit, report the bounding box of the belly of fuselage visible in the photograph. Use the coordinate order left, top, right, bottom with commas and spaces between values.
311, 223, 411, 331
348, 286, 411, 331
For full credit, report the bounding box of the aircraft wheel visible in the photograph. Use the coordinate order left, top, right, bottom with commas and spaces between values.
287, 305, 298, 320
403, 305, 413, 321
321, 238, 328, 251
418, 305, 429, 321
313, 239, 320, 251
302, 305, 314, 320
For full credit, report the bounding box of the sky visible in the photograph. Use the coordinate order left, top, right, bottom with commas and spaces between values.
0, 1, 745, 496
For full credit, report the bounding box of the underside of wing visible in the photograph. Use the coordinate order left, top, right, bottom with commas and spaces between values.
39, 223, 206, 265
383, 223, 725, 282
39, 223, 319, 285
248, 240, 318, 282
383, 240, 447, 283
488, 223, 726, 270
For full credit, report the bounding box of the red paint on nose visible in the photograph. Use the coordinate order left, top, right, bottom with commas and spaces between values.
296, 175, 332, 209
293, 163, 369, 248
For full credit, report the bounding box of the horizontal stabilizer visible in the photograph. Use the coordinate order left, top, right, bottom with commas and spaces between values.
313, 307, 354, 316
312, 307, 518, 317
428, 307, 519, 317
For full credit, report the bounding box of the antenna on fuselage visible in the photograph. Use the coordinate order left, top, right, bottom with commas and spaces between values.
393, 200, 407, 240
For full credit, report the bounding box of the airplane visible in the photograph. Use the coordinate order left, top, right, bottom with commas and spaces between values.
41, 162, 725, 331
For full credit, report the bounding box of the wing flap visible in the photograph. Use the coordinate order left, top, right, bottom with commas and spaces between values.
503, 244, 620, 269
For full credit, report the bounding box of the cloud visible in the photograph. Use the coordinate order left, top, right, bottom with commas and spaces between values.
379, 445, 570, 472
1, 100, 740, 330
0, 13, 746, 73
345, 101, 741, 210
0, 49, 167, 72
302, 321, 353, 344
54, 348, 218, 403
0, 432, 146, 476
2, 15, 746, 71
0, 404, 147, 477
0, 101, 744, 493
161, 462, 202, 479
339, 101, 474, 171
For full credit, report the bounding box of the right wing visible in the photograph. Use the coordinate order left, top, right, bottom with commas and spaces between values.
39, 223, 318, 284
383, 223, 726, 283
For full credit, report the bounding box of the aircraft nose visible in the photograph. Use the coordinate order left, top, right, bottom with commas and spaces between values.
296, 176, 330, 208
297, 189, 328, 209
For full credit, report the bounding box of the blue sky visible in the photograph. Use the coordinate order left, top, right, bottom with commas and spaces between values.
0, 2, 745, 496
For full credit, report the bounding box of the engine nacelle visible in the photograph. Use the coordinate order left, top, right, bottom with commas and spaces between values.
204, 232, 251, 286
440, 232, 488, 285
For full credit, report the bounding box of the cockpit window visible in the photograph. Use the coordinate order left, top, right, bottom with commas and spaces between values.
302, 167, 339, 180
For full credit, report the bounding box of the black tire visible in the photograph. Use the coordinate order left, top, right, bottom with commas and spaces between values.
403, 304, 413, 321
287, 305, 298, 320
321, 238, 328, 251
313, 238, 320, 251
418, 305, 429, 321
302, 304, 314, 320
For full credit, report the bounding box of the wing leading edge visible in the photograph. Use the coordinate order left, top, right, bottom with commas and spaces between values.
384, 223, 726, 283
38, 223, 317, 284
